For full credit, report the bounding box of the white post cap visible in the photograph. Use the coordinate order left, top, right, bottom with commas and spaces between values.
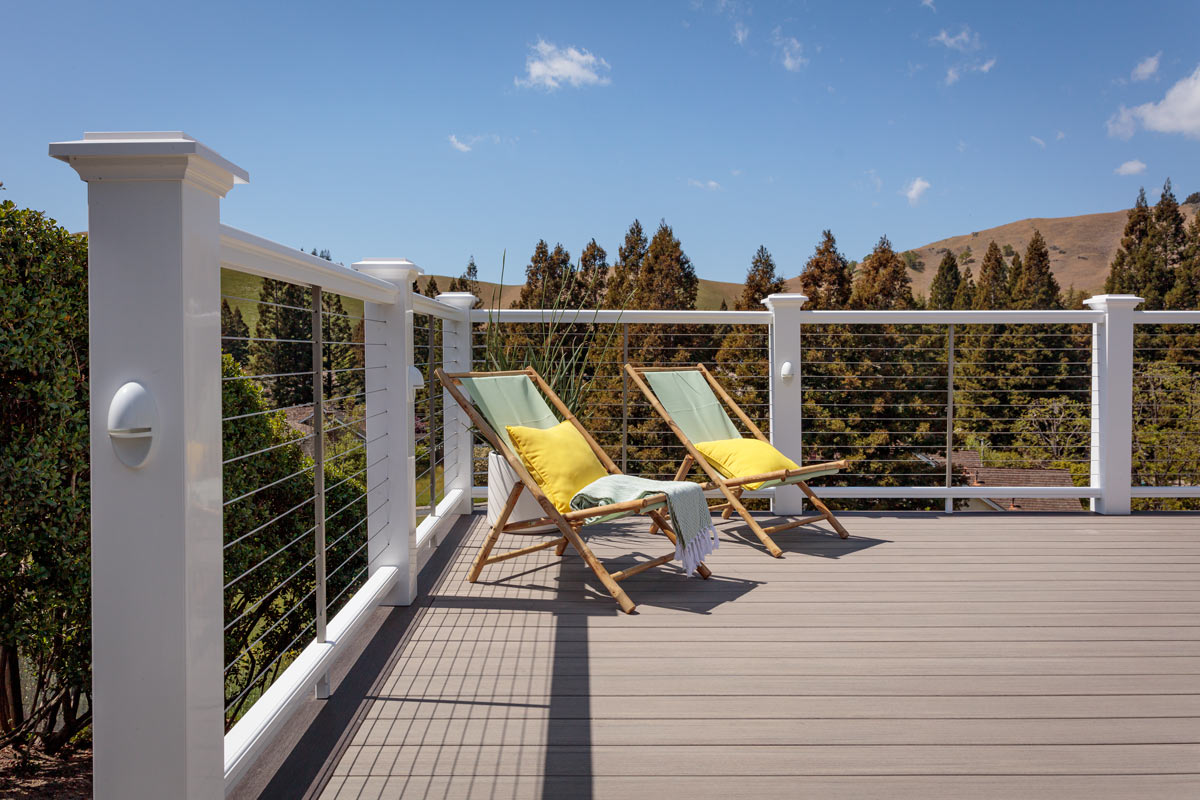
1084, 294, 1144, 311
49, 131, 248, 196
436, 292, 477, 309
762, 293, 809, 311
353, 258, 422, 285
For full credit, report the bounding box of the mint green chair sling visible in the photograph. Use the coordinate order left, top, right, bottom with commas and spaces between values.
625, 363, 849, 558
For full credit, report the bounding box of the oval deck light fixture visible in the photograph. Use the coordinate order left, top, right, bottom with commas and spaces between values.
108, 381, 157, 468
780, 361, 795, 381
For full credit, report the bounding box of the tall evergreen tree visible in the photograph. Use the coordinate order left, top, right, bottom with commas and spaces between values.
637, 221, 698, 310
1014, 230, 1061, 309
1105, 187, 1153, 296
928, 251, 961, 309
575, 238, 609, 308
736, 245, 786, 310
1007, 251, 1024, 298
447, 255, 483, 304
849, 236, 913, 310
952, 265, 976, 309
221, 299, 251, 367
798, 230, 853, 309
972, 241, 1010, 309
604, 220, 648, 308
423, 275, 441, 298
249, 278, 312, 406
716, 247, 785, 420
1165, 213, 1200, 308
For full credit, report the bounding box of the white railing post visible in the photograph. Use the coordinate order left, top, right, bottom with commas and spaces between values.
1084, 294, 1143, 515
354, 259, 422, 604
436, 292, 478, 517
763, 293, 808, 515
49, 132, 246, 799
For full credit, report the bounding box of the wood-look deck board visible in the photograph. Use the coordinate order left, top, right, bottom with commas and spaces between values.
319, 512, 1200, 799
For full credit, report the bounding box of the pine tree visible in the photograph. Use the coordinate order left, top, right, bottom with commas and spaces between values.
321, 292, 355, 400
798, 230, 852, 309
221, 299, 251, 367
928, 251, 960, 309
1165, 214, 1200, 309
575, 239, 608, 308
1007, 251, 1024, 298
249, 278, 312, 407
1142, 179, 1189, 309
448, 256, 484, 306
715, 247, 785, 425
736, 245, 786, 310
637, 221, 698, 311
972, 241, 1010, 309
604, 220, 648, 308
1105, 187, 1153, 295
1013, 230, 1061, 309
423, 275, 441, 298
849, 236, 914, 310
952, 265, 976, 309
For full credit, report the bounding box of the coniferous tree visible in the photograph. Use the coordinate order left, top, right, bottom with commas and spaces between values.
575, 239, 608, 308
1105, 188, 1153, 295
1165, 214, 1200, 308
1007, 251, 1024, 298
952, 265, 976, 309
249, 278, 312, 406
798, 230, 852, 309
604, 220, 648, 308
221, 298, 251, 367
1014, 230, 1061, 309
1143, 179, 1189, 309
736, 245, 786, 310
423, 275, 441, 298
637, 221, 698, 311
972, 241, 1010, 310
849, 236, 914, 310
715, 247, 785, 425
928, 251, 961, 310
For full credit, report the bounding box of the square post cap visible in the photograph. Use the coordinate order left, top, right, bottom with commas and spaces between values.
436, 292, 478, 310
353, 258, 423, 285
762, 293, 809, 311
49, 131, 248, 196
1084, 294, 1144, 311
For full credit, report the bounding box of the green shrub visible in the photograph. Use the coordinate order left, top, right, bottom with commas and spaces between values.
0, 200, 91, 753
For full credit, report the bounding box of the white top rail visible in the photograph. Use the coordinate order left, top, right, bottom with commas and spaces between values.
468, 308, 773, 325
1133, 310, 1200, 324
796, 309, 1104, 324
413, 293, 470, 320
219, 225, 399, 305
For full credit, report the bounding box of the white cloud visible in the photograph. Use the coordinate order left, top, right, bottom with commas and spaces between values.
515, 39, 611, 90
932, 26, 980, 52
1132, 52, 1161, 82
921, 0, 936, 10
730, 168, 743, 176
448, 134, 471, 153
1115, 159, 1147, 175
688, 178, 722, 191
1108, 65, 1200, 139
904, 177, 931, 205
447, 133, 501, 153
771, 27, 808, 71
1056, 130, 1067, 140
944, 66, 960, 85
733, 22, 749, 46
945, 58, 995, 85
979, 58, 996, 73
1030, 135, 1046, 148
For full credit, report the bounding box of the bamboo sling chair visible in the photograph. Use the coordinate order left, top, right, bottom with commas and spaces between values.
435, 366, 712, 614
625, 363, 850, 558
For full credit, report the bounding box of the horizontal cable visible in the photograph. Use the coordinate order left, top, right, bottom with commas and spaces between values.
224, 524, 316, 592
224, 494, 316, 552
221, 294, 310, 314
222, 335, 313, 345
223, 432, 315, 466
223, 400, 313, 423
326, 565, 369, 613
223, 462, 315, 507
223, 369, 314, 382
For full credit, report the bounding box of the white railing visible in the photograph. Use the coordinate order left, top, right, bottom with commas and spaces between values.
51, 131, 1197, 800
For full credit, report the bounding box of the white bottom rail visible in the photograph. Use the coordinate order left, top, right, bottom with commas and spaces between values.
223, 565, 399, 794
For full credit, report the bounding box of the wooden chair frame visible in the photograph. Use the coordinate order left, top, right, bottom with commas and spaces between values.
435, 366, 711, 614
625, 363, 850, 558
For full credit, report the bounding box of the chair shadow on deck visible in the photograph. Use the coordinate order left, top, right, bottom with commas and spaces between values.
716, 513, 889, 559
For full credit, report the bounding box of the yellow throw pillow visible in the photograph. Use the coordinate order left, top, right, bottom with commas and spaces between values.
506, 421, 609, 513
694, 437, 799, 490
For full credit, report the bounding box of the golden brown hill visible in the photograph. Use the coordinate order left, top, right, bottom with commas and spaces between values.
887, 203, 1198, 299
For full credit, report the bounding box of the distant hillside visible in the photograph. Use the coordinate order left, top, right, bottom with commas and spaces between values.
894, 203, 1198, 299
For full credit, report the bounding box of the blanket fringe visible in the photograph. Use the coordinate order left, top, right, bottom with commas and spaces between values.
675, 523, 719, 577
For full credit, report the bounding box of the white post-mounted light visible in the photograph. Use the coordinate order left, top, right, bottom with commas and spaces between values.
107, 381, 157, 468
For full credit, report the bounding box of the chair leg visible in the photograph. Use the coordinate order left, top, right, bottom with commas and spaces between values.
556, 522, 637, 614
649, 455, 695, 536
721, 487, 742, 520
555, 535, 570, 556
647, 510, 712, 579
723, 487, 783, 558
796, 480, 850, 539
468, 483, 524, 582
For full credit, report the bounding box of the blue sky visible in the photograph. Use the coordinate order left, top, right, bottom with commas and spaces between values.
4, 0, 1199, 284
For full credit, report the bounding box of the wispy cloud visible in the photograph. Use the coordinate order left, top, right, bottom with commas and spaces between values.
945, 57, 995, 85
730, 168, 744, 177
866, 169, 883, 192
447, 133, 501, 153
903, 177, 931, 205
932, 26, 980, 52
688, 178, 722, 191
1132, 52, 1161, 82
1115, 159, 1147, 176
733, 22, 749, 46
921, 0, 936, 10
515, 39, 611, 90
1108, 64, 1200, 140
771, 27, 808, 71
1056, 130, 1067, 140
1030, 135, 1046, 148
957, 139, 967, 152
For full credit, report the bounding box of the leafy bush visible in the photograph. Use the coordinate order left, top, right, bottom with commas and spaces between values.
0, 201, 91, 753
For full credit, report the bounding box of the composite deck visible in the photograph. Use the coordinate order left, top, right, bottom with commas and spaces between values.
263, 512, 1200, 799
